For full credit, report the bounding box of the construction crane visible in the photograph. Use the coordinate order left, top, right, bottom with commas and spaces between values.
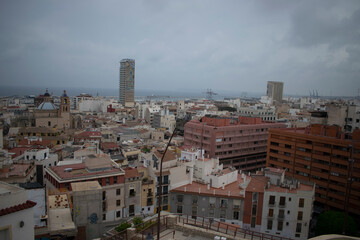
203, 88, 218, 100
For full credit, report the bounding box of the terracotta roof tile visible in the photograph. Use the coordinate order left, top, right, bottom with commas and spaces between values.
123, 167, 141, 179
171, 175, 245, 199
154, 150, 177, 162
0, 200, 36, 217
246, 175, 267, 193
101, 142, 119, 150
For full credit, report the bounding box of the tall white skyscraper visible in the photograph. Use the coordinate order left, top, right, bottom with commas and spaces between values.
119, 59, 135, 107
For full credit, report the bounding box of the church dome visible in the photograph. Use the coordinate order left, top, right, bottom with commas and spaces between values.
37, 102, 57, 110
44, 89, 50, 97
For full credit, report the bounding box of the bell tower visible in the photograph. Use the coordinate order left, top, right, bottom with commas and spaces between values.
60, 90, 70, 113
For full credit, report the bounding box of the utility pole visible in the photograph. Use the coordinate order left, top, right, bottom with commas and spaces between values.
157, 128, 177, 240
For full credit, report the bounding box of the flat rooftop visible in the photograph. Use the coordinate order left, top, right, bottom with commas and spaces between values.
71, 181, 101, 192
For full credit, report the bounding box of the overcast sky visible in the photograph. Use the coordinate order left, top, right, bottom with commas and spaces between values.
0, 0, 359, 97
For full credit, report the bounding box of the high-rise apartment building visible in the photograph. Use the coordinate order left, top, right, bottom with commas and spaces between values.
266, 124, 360, 215
266, 81, 284, 102
119, 59, 135, 107
184, 116, 286, 171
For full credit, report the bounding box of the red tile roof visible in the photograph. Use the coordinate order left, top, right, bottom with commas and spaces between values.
75, 131, 101, 138
154, 150, 177, 162
171, 175, 245, 199
8, 147, 31, 158
0, 200, 36, 216
124, 167, 141, 179
18, 139, 52, 148
101, 142, 119, 150
245, 175, 267, 193
0, 164, 34, 178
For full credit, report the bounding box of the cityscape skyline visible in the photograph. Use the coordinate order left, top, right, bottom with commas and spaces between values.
1, 1, 360, 97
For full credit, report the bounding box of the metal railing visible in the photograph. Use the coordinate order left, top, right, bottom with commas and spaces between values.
103, 213, 293, 240
176, 214, 293, 240
102, 215, 168, 240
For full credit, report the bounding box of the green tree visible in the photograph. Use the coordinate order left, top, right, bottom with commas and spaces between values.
315, 211, 357, 236
115, 222, 131, 232
132, 217, 143, 226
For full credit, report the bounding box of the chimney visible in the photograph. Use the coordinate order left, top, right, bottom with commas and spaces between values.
184, 187, 187, 192
213, 189, 215, 195
207, 184, 210, 190
228, 191, 230, 196
199, 188, 201, 194
222, 185, 225, 190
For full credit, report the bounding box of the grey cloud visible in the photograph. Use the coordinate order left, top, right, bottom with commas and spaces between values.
289, 1, 360, 48
0, 0, 359, 96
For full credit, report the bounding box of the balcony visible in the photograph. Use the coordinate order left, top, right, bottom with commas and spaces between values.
278, 214, 285, 220
147, 192, 153, 197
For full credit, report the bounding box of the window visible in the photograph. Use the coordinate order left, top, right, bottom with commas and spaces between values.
297, 211, 303, 221
267, 220, 273, 230
220, 210, 226, 219
233, 211, 239, 220
116, 200, 121, 206
116, 211, 121, 218
269, 195, 275, 205
299, 198, 304, 208
48, 121, 51, 126
129, 189, 135, 197
163, 196, 168, 204
116, 189, 121, 196
252, 204, 257, 215
192, 196, 198, 205
106, 177, 110, 185
296, 223, 302, 233
279, 196, 286, 207
163, 186, 168, 194
252, 193, 258, 202
233, 199, 240, 209
177, 195, 183, 203
114, 176, 118, 184
209, 208, 214, 217
103, 214, 106, 221
279, 209, 284, 219
177, 205, 183, 214
268, 209, 274, 217
221, 199, 228, 208
277, 221, 283, 231
163, 175, 169, 184
251, 217, 256, 228
192, 206, 197, 217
